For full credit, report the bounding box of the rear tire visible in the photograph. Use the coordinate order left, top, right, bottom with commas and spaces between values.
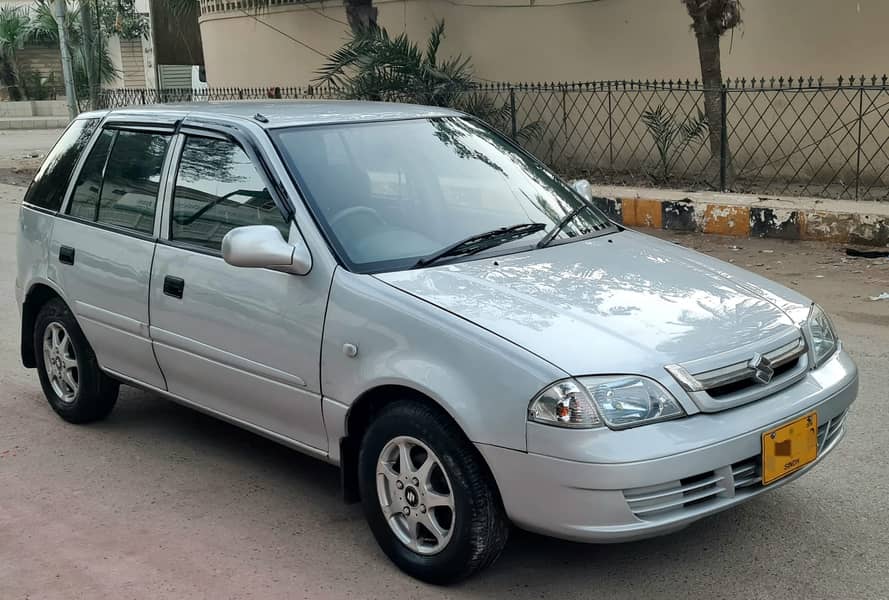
34, 298, 119, 424
358, 400, 509, 583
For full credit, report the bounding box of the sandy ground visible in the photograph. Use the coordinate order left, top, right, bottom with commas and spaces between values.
1, 131, 888, 599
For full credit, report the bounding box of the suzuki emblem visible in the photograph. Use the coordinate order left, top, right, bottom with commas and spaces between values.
748, 353, 775, 384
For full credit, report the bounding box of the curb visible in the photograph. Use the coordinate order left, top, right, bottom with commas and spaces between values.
591, 195, 889, 246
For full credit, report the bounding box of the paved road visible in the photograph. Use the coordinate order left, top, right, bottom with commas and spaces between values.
1, 132, 888, 599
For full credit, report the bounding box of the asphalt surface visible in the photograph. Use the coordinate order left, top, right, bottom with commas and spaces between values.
1, 131, 888, 599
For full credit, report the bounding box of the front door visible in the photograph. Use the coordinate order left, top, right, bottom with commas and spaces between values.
148, 132, 330, 451
53, 125, 172, 389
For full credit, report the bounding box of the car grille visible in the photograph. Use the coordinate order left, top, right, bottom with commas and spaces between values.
667, 335, 810, 412
623, 409, 848, 520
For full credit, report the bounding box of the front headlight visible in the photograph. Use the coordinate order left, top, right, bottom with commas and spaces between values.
528, 380, 601, 428
806, 304, 838, 367
529, 376, 685, 430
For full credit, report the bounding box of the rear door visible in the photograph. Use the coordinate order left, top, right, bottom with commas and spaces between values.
54, 122, 175, 389
148, 127, 330, 451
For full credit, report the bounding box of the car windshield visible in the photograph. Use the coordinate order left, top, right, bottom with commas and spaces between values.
271, 117, 615, 273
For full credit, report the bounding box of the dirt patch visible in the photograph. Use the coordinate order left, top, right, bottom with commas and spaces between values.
0, 167, 38, 187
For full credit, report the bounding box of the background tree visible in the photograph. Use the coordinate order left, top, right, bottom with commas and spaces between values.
0, 6, 31, 99
681, 0, 742, 185
317, 20, 538, 142
31, 0, 122, 108
77, 0, 98, 108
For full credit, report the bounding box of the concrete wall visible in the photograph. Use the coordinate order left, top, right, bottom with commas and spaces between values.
0, 100, 68, 117
198, 0, 889, 87
18, 45, 63, 88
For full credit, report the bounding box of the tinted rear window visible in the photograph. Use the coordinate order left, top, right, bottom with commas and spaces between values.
23, 118, 99, 211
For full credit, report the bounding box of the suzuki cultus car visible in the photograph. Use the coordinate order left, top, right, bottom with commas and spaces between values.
16, 102, 857, 582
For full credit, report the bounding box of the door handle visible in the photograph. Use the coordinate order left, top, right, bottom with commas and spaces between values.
163, 276, 185, 299
59, 246, 75, 265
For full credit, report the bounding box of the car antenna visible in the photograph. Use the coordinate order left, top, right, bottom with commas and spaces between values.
253, 113, 269, 123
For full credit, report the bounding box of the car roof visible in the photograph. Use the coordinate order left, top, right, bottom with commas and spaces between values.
87, 100, 464, 129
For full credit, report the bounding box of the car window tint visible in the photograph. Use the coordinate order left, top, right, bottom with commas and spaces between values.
171, 136, 288, 251
67, 128, 115, 221
24, 118, 98, 211
96, 131, 170, 234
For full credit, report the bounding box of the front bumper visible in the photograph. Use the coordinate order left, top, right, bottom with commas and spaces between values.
477, 349, 858, 543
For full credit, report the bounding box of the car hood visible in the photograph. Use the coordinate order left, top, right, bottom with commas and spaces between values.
375, 231, 811, 375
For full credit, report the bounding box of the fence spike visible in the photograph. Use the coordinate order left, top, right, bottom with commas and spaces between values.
871, 74, 878, 85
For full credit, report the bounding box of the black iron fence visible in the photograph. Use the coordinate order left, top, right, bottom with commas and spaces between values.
96, 76, 889, 201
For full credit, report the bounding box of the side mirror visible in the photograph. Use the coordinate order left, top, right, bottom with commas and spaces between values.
571, 179, 594, 202
222, 225, 312, 276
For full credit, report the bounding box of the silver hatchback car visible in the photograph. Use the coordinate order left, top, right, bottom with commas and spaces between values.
16, 102, 857, 583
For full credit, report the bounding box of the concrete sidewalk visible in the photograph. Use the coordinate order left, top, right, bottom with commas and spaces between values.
590, 185, 889, 246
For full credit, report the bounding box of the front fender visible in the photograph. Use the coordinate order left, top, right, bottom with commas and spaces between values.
320, 269, 566, 451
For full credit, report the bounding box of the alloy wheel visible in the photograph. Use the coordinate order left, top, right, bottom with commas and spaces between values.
43, 322, 78, 404
376, 436, 455, 555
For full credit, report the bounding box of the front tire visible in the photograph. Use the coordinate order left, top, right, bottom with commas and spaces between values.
34, 298, 119, 424
358, 400, 509, 583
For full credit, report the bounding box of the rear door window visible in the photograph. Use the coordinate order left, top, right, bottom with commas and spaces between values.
97, 131, 170, 234
23, 118, 99, 211
67, 129, 114, 221
66, 128, 171, 235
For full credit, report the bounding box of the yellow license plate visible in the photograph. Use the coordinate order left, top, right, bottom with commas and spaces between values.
762, 412, 818, 485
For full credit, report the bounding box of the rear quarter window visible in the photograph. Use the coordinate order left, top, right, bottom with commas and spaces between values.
23, 118, 99, 211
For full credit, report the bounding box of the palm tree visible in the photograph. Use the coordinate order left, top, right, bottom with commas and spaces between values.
681, 0, 742, 185
0, 5, 32, 99
316, 20, 538, 142
31, 0, 118, 108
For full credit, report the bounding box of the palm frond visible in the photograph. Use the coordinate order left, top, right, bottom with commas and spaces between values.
0, 5, 30, 57
315, 20, 541, 142
643, 104, 708, 182
425, 19, 445, 67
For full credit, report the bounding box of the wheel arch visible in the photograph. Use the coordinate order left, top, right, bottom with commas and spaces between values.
20, 281, 68, 368
338, 384, 502, 506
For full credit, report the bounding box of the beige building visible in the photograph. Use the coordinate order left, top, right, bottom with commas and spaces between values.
198, 0, 889, 87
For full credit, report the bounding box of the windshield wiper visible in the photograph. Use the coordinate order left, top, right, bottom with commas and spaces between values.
415, 223, 546, 268
537, 203, 599, 248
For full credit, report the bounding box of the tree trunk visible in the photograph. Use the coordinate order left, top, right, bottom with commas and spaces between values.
0, 59, 21, 101
54, 0, 78, 117
344, 0, 377, 33
10, 54, 26, 100
79, 1, 99, 110
693, 28, 733, 188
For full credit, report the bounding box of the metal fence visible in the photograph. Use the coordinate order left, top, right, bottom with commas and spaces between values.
96, 76, 889, 201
